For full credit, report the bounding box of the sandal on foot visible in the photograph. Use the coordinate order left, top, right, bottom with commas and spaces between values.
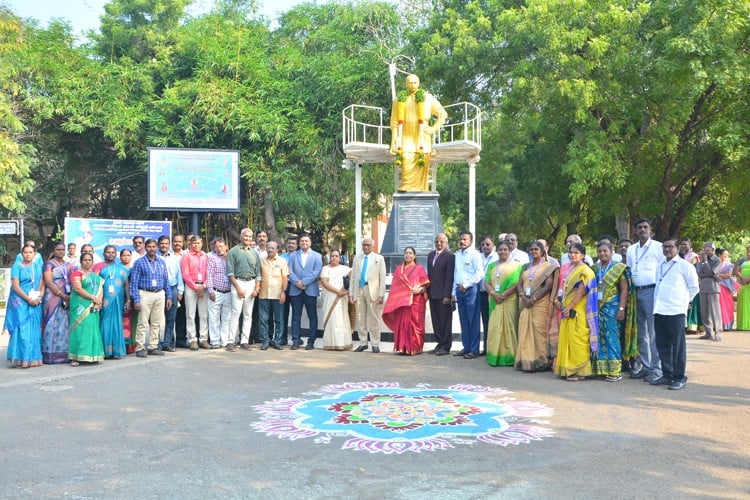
566, 376, 579, 382
70, 361, 80, 367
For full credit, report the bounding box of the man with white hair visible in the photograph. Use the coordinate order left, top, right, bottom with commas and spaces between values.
696, 242, 723, 341
226, 228, 262, 351
561, 234, 594, 266
349, 238, 387, 353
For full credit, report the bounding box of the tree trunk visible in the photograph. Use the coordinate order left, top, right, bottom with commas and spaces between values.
263, 187, 278, 242
615, 213, 630, 241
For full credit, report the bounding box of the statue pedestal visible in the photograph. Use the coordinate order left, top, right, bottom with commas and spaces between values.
380, 192, 444, 273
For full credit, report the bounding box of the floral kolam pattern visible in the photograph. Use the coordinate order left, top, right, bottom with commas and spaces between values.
251, 382, 554, 454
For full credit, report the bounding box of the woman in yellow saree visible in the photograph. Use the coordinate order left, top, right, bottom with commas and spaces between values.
555, 244, 599, 381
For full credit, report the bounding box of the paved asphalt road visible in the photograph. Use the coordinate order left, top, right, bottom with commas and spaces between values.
0, 330, 748, 499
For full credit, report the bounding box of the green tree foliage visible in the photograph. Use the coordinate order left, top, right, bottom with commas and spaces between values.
0, 9, 36, 214
92, 0, 191, 62
4, 0, 750, 255
270, 1, 402, 244
419, 0, 750, 244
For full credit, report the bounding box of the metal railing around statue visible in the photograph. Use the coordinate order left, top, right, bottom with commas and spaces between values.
342, 101, 482, 165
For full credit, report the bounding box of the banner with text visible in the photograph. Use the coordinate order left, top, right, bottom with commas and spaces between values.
64, 218, 172, 260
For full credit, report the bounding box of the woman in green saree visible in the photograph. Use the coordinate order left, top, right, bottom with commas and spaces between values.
484, 241, 522, 366
68, 252, 105, 365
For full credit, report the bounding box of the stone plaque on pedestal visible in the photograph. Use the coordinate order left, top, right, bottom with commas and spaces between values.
380, 192, 444, 273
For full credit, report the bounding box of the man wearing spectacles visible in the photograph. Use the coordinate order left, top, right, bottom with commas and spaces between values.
504, 233, 529, 265
349, 238, 386, 353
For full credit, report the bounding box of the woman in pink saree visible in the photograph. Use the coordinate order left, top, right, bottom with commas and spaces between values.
382, 247, 431, 355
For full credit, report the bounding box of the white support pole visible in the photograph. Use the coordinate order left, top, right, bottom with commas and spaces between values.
468, 160, 476, 237
355, 161, 363, 252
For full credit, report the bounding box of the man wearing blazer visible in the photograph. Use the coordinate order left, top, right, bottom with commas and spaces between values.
427, 233, 455, 355
287, 233, 323, 350
349, 238, 387, 353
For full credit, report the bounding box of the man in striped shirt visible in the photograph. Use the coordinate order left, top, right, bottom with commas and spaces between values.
207, 238, 231, 349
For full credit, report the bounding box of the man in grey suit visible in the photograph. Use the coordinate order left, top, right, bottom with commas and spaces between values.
697, 242, 723, 341
349, 238, 387, 353
287, 233, 323, 350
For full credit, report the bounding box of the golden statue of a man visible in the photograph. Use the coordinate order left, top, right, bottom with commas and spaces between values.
390, 74, 447, 192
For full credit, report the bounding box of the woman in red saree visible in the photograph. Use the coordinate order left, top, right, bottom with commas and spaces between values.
383, 247, 431, 355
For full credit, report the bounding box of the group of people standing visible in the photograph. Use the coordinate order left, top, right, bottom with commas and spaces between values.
475, 219, 748, 391
3, 241, 131, 368
5, 222, 747, 389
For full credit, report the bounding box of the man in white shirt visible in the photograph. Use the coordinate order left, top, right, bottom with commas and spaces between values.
131, 235, 146, 263
64, 243, 78, 263
626, 218, 665, 381
560, 234, 595, 266
504, 233, 529, 265
452, 231, 485, 359
157, 235, 184, 352
652, 237, 699, 390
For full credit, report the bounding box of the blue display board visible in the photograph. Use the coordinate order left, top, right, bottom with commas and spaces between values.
64, 218, 172, 260
148, 147, 240, 212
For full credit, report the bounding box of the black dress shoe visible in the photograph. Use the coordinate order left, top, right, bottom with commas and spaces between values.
453, 350, 467, 357
147, 348, 165, 356
463, 352, 477, 359
354, 345, 368, 352
305, 344, 314, 350
271, 343, 282, 350
630, 369, 648, 379
260, 342, 270, 350
372, 346, 380, 354
435, 349, 449, 356
136, 350, 147, 358
291, 343, 300, 350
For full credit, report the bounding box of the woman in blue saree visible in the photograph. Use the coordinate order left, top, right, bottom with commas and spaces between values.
592, 241, 636, 381
98, 245, 130, 359
5, 245, 45, 368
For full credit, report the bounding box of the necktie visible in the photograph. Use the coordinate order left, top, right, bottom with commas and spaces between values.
360, 255, 369, 288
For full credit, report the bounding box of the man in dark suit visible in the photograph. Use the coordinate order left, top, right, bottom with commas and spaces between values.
427, 233, 455, 355
286, 233, 323, 350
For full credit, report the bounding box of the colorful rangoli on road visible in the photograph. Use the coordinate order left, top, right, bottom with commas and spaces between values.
251, 382, 554, 454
